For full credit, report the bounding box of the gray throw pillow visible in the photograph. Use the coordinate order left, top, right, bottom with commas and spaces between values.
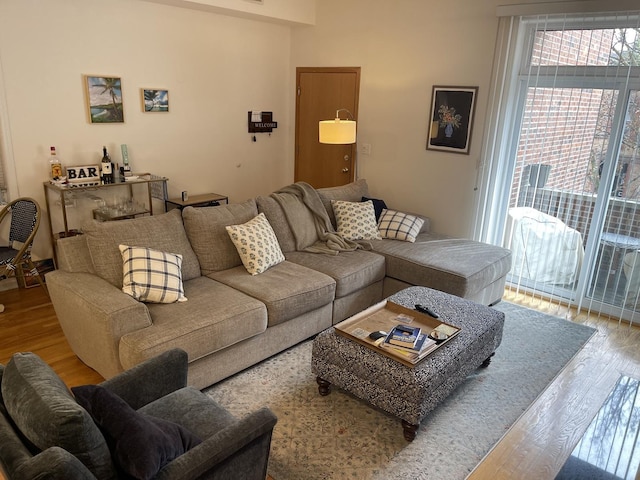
1, 353, 117, 479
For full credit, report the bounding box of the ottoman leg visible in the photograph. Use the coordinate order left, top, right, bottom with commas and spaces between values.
316, 377, 332, 396
481, 352, 495, 368
401, 420, 419, 442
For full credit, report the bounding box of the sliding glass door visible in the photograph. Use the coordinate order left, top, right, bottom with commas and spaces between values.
481, 13, 640, 322
587, 89, 640, 315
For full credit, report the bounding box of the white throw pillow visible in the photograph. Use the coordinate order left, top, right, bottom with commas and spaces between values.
378, 209, 424, 243
225, 213, 285, 275
119, 245, 187, 303
331, 200, 382, 241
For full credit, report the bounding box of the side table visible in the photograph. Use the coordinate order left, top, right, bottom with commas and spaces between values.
165, 192, 228, 211
600, 232, 640, 291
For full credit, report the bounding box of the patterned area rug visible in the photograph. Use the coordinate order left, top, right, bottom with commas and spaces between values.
205, 302, 596, 479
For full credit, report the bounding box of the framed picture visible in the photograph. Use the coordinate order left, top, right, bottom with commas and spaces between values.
84, 75, 124, 124
426, 86, 477, 154
142, 88, 169, 112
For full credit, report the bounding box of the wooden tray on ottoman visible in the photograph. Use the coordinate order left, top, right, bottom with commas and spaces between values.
334, 300, 460, 367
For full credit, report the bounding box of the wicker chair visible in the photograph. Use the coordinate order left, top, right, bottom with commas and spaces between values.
0, 197, 47, 291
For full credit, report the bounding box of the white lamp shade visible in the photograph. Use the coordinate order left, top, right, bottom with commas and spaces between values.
319, 119, 357, 144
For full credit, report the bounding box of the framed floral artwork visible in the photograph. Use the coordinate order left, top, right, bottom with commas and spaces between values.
141, 88, 169, 112
426, 86, 477, 154
84, 75, 124, 124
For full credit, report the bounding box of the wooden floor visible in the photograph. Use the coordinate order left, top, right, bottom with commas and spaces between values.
1, 286, 640, 479
470, 289, 640, 480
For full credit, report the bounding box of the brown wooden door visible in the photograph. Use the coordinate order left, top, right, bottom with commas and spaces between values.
295, 67, 360, 188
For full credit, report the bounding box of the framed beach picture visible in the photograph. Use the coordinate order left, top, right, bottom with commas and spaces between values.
84, 75, 124, 124
426, 86, 477, 154
142, 88, 169, 112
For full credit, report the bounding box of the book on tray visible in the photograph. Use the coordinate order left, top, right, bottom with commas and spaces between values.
382, 332, 438, 361
387, 324, 421, 347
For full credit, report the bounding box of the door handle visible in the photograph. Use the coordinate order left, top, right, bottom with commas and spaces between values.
342, 168, 350, 173
344, 155, 350, 162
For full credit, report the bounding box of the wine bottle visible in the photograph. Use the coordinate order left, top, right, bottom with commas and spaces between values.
101, 146, 113, 184
49, 146, 63, 181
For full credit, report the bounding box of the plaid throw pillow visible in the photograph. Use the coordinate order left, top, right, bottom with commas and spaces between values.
331, 200, 381, 241
225, 213, 285, 275
119, 245, 187, 303
378, 209, 424, 243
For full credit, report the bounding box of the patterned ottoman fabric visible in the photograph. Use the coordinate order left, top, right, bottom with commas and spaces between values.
311, 286, 504, 439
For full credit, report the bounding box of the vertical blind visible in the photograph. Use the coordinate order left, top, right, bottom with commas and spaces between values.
477, 9, 640, 324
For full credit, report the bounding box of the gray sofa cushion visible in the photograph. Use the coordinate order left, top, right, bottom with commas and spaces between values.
286, 250, 385, 298
182, 199, 258, 274
255, 195, 301, 253
83, 209, 201, 288
371, 233, 513, 298
119, 276, 268, 369
317, 179, 370, 229
209, 261, 336, 327
56, 234, 96, 274
1, 353, 117, 479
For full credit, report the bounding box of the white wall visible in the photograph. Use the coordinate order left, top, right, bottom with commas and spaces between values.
290, 0, 581, 238
0, 0, 591, 261
0, 0, 295, 259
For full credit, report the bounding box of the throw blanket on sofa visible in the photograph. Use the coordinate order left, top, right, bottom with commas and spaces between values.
271, 182, 367, 255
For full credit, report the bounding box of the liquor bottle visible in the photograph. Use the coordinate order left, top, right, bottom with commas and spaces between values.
101, 146, 113, 184
49, 146, 63, 181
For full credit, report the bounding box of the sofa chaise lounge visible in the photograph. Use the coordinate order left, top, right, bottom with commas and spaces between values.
47, 179, 511, 389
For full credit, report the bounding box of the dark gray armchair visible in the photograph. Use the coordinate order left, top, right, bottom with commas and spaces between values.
0, 348, 277, 480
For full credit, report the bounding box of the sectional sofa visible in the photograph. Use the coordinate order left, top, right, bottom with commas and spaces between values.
47, 179, 511, 389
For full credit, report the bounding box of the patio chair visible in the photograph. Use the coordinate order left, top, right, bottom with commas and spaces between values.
0, 197, 47, 291
506, 207, 584, 286
623, 251, 640, 309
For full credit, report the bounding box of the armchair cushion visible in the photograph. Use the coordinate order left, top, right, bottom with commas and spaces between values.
1, 353, 116, 479
140, 387, 277, 480
72, 384, 201, 480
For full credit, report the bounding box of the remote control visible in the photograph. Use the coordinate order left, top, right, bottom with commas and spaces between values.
368, 331, 387, 340
415, 304, 440, 318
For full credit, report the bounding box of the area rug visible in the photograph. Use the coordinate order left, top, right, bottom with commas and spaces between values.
205, 302, 596, 480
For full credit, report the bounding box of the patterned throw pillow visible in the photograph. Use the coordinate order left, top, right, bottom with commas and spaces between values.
119, 245, 187, 303
378, 209, 425, 243
225, 213, 285, 275
331, 200, 382, 241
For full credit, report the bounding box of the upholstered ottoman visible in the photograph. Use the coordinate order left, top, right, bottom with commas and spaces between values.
311, 286, 504, 441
